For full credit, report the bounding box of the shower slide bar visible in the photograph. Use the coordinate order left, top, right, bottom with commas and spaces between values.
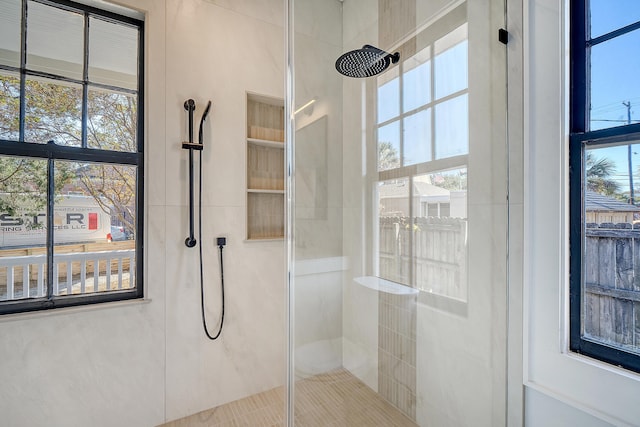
182, 99, 211, 248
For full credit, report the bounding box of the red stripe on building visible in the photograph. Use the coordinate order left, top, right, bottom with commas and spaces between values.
88, 213, 98, 230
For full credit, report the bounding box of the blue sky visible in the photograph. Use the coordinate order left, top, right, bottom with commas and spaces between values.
590, 1, 640, 130
586, 1, 640, 193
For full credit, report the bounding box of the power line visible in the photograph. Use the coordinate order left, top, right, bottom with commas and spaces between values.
591, 96, 640, 112
591, 119, 640, 122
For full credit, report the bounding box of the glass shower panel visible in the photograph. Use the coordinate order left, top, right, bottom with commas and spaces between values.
290, 0, 507, 425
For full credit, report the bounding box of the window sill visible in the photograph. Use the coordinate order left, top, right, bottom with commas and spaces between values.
0, 298, 152, 324
563, 348, 640, 382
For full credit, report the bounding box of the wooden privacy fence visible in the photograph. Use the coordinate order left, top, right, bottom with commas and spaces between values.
379, 216, 467, 301
584, 223, 640, 353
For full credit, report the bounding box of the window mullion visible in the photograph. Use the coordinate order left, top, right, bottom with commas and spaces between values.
46, 156, 54, 301
409, 176, 415, 287
570, 0, 588, 133
19, 0, 27, 142
399, 62, 405, 168
430, 44, 436, 161
81, 12, 89, 148
587, 20, 640, 47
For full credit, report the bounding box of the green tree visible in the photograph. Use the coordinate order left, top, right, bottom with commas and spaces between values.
1, 76, 76, 225
586, 152, 620, 196
430, 170, 467, 191
82, 90, 138, 232
0, 75, 137, 232
378, 141, 400, 170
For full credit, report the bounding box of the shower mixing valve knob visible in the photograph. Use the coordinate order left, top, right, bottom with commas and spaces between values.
182, 141, 203, 150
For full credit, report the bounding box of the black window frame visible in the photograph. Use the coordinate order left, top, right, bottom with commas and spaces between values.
0, 0, 144, 315
569, 0, 640, 373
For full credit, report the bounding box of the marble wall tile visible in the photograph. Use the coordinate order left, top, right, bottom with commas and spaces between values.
165, 0, 284, 209
162, 3, 287, 419
294, 0, 343, 47
205, 0, 284, 28
343, 0, 379, 47
0, 301, 165, 426
343, 276, 379, 390
0, 1, 167, 426
295, 269, 343, 348
3, 0, 288, 425
146, 0, 168, 208
416, 305, 494, 426
165, 205, 285, 421
415, 0, 463, 27
293, 31, 344, 261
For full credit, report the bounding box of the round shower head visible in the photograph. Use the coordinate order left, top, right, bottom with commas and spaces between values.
335, 45, 400, 78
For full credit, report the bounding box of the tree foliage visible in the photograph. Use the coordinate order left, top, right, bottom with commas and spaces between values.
430, 171, 467, 191
378, 141, 400, 170
586, 152, 620, 196
0, 74, 137, 232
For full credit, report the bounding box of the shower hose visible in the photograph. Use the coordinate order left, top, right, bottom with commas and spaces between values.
198, 148, 225, 340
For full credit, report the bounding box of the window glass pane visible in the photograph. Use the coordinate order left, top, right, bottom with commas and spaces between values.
403, 109, 431, 166
0, 155, 48, 301
377, 178, 410, 284
24, 76, 82, 145
89, 17, 138, 90
377, 70, 399, 123
418, 169, 467, 218
434, 24, 467, 100
26, 1, 83, 80
590, 29, 640, 131
53, 161, 136, 296
378, 120, 400, 171
414, 168, 467, 301
440, 202, 451, 217
403, 48, 431, 112
0, 0, 21, 68
0, 70, 20, 141
88, 88, 137, 152
435, 94, 468, 159
583, 143, 640, 356
590, 0, 640, 39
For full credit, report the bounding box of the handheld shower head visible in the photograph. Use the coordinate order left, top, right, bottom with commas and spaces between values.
335, 45, 400, 78
202, 100, 212, 120
199, 101, 212, 145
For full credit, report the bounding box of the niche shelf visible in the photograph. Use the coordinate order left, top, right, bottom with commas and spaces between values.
246, 93, 284, 240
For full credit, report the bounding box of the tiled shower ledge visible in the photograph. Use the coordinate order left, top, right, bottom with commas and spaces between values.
354, 276, 419, 295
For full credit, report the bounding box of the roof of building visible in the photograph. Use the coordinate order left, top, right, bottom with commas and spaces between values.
378, 181, 450, 199
585, 191, 640, 212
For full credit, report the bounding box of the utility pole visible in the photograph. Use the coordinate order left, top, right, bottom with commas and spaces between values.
624, 101, 634, 204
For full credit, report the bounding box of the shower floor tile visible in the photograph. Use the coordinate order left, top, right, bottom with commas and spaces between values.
160, 369, 417, 427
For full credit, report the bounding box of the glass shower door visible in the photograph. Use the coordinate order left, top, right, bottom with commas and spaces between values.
288, 0, 508, 425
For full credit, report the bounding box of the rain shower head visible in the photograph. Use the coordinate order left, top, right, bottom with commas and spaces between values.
335, 45, 400, 78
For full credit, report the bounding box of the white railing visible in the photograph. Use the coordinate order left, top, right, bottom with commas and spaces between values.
0, 250, 135, 299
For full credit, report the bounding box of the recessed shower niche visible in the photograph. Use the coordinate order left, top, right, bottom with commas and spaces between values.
246, 93, 285, 240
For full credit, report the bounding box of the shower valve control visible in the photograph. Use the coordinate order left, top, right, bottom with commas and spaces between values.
182, 141, 203, 150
